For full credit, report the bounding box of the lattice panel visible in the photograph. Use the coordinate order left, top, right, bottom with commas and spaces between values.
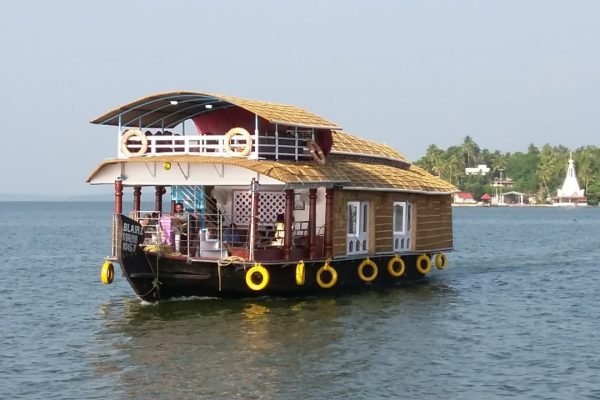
233, 191, 285, 225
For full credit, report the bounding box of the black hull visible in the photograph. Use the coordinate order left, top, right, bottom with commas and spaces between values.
118, 252, 435, 302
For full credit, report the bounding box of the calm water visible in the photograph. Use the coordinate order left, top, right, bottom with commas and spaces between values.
1, 202, 600, 399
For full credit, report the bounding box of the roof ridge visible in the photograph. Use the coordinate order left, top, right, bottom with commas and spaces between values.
330, 131, 411, 168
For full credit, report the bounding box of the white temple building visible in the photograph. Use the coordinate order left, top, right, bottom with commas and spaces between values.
555, 153, 587, 206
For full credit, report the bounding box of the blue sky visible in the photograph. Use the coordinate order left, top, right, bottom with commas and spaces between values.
1, 0, 599, 195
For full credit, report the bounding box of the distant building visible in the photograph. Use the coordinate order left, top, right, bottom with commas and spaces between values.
480, 193, 492, 206
491, 177, 513, 187
502, 191, 525, 205
465, 164, 491, 176
453, 192, 477, 204
554, 153, 587, 206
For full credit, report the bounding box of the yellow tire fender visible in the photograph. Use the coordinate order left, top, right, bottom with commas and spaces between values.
387, 255, 406, 277
416, 254, 432, 275
316, 261, 337, 289
101, 261, 114, 284
296, 260, 305, 286
357, 258, 378, 282
245, 263, 269, 291
435, 253, 448, 270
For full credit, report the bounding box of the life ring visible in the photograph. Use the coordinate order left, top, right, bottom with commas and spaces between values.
416, 254, 432, 275
387, 255, 405, 277
435, 253, 448, 270
101, 261, 114, 284
357, 258, 378, 282
296, 260, 305, 286
306, 140, 326, 165
245, 263, 269, 291
224, 127, 252, 157
120, 129, 148, 157
316, 261, 337, 289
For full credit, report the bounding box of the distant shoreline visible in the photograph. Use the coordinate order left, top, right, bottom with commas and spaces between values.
0, 193, 134, 202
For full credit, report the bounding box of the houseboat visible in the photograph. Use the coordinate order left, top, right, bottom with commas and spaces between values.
87, 91, 457, 301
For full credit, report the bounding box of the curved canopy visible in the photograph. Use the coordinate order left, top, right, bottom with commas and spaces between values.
91, 91, 340, 130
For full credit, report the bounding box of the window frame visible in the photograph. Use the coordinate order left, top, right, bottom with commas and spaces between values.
393, 201, 407, 235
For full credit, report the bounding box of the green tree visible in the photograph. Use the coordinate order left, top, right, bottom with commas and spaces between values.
537, 144, 563, 200
445, 146, 465, 186
462, 136, 480, 168
416, 144, 446, 177
574, 146, 597, 193
488, 150, 509, 176
417, 138, 598, 206
506, 144, 538, 193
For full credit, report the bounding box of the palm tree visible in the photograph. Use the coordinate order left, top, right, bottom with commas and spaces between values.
537, 144, 560, 198
488, 150, 508, 178
575, 146, 597, 193
444, 146, 465, 183
445, 152, 464, 185
422, 144, 445, 177
462, 136, 480, 168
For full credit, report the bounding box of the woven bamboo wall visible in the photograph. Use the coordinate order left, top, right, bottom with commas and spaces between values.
332, 190, 453, 257
413, 195, 453, 251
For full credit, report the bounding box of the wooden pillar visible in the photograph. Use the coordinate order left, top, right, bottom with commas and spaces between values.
170, 199, 176, 215
284, 189, 294, 260
154, 186, 164, 213
133, 186, 141, 216
308, 188, 317, 258
114, 179, 123, 214
324, 187, 334, 258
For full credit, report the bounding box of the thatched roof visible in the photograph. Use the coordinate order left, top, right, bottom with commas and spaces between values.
330, 131, 411, 167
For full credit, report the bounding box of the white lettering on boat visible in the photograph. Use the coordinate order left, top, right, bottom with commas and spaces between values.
121, 222, 143, 254
123, 223, 143, 235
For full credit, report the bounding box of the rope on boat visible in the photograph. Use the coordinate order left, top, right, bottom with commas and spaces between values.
140, 247, 162, 299
217, 255, 247, 267
216, 256, 246, 291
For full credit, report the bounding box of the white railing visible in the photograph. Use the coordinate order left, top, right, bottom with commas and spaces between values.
119, 133, 314, 161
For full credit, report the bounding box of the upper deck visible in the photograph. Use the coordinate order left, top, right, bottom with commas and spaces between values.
89, 91, 461, 195
92, 91, 340, 162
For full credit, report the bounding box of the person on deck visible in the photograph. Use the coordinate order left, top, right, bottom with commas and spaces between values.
173, 202, 190, 254
140, 213, 155, 244
272, 214, 285, 246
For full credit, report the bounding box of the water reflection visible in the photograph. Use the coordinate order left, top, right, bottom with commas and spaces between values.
90, 282, 463, 399
91, 296, 349, 399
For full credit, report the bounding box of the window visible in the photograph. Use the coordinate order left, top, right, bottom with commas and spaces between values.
347, 203, 358, 235
393, 202, 405, 234
347, 201, 368, 255
393, 201, 413, 251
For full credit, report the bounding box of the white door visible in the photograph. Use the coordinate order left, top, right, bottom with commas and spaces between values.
393, 201, 413, 251
347, 201, 369, 255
